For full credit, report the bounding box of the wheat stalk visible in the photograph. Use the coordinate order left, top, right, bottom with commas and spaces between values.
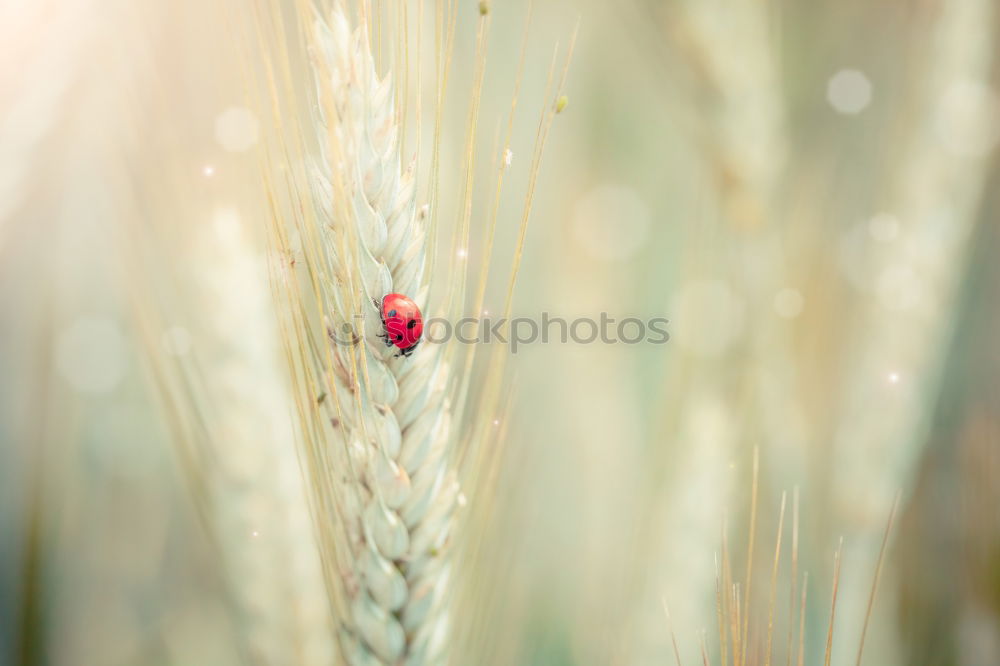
830, 0, 996, 526
191, 211, 336, 665
128, 173, 336, 666
618, 0, 791, 658
827, 0, 995, 658
297, 8, 462, 664
251, 0, 572, 660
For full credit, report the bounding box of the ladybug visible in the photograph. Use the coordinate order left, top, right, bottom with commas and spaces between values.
377, 293, 423, 357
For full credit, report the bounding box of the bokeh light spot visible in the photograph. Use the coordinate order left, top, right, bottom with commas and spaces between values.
827, 69, 873, 114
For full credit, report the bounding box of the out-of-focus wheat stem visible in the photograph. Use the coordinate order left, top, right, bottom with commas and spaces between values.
134, 207, 336, 665
832, 0, 995, 525
830, 0, 995, 658
1, 6, 97, 657
631, 0, 793, 656
0, 0, 92, 247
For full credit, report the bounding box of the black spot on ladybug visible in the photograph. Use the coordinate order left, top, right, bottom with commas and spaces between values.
407, 320, 417, 329
388, 309, 397, 317
396, 334, 403, 341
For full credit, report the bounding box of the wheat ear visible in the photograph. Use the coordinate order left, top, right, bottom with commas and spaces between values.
128, 190, 335, 666
307, 9, 459, 664
257, 2, 570, 661
191, 213, 336, 665
828, 0, 996, 658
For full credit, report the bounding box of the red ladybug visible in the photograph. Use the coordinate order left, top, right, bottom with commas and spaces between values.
378, 293, 423, 357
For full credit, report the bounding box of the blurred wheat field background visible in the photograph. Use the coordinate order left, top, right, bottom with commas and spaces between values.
1, 0, 999, 665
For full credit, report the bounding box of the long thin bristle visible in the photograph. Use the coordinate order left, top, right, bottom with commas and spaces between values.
716, 550, 728, 666
662, 598, 684, 666
786, 488, 799, 666
855, 493, 901, 666
742, 447, 760, 663
824, 539, 844, 666
765, 492, 787, 666
797, 573, 809, 666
